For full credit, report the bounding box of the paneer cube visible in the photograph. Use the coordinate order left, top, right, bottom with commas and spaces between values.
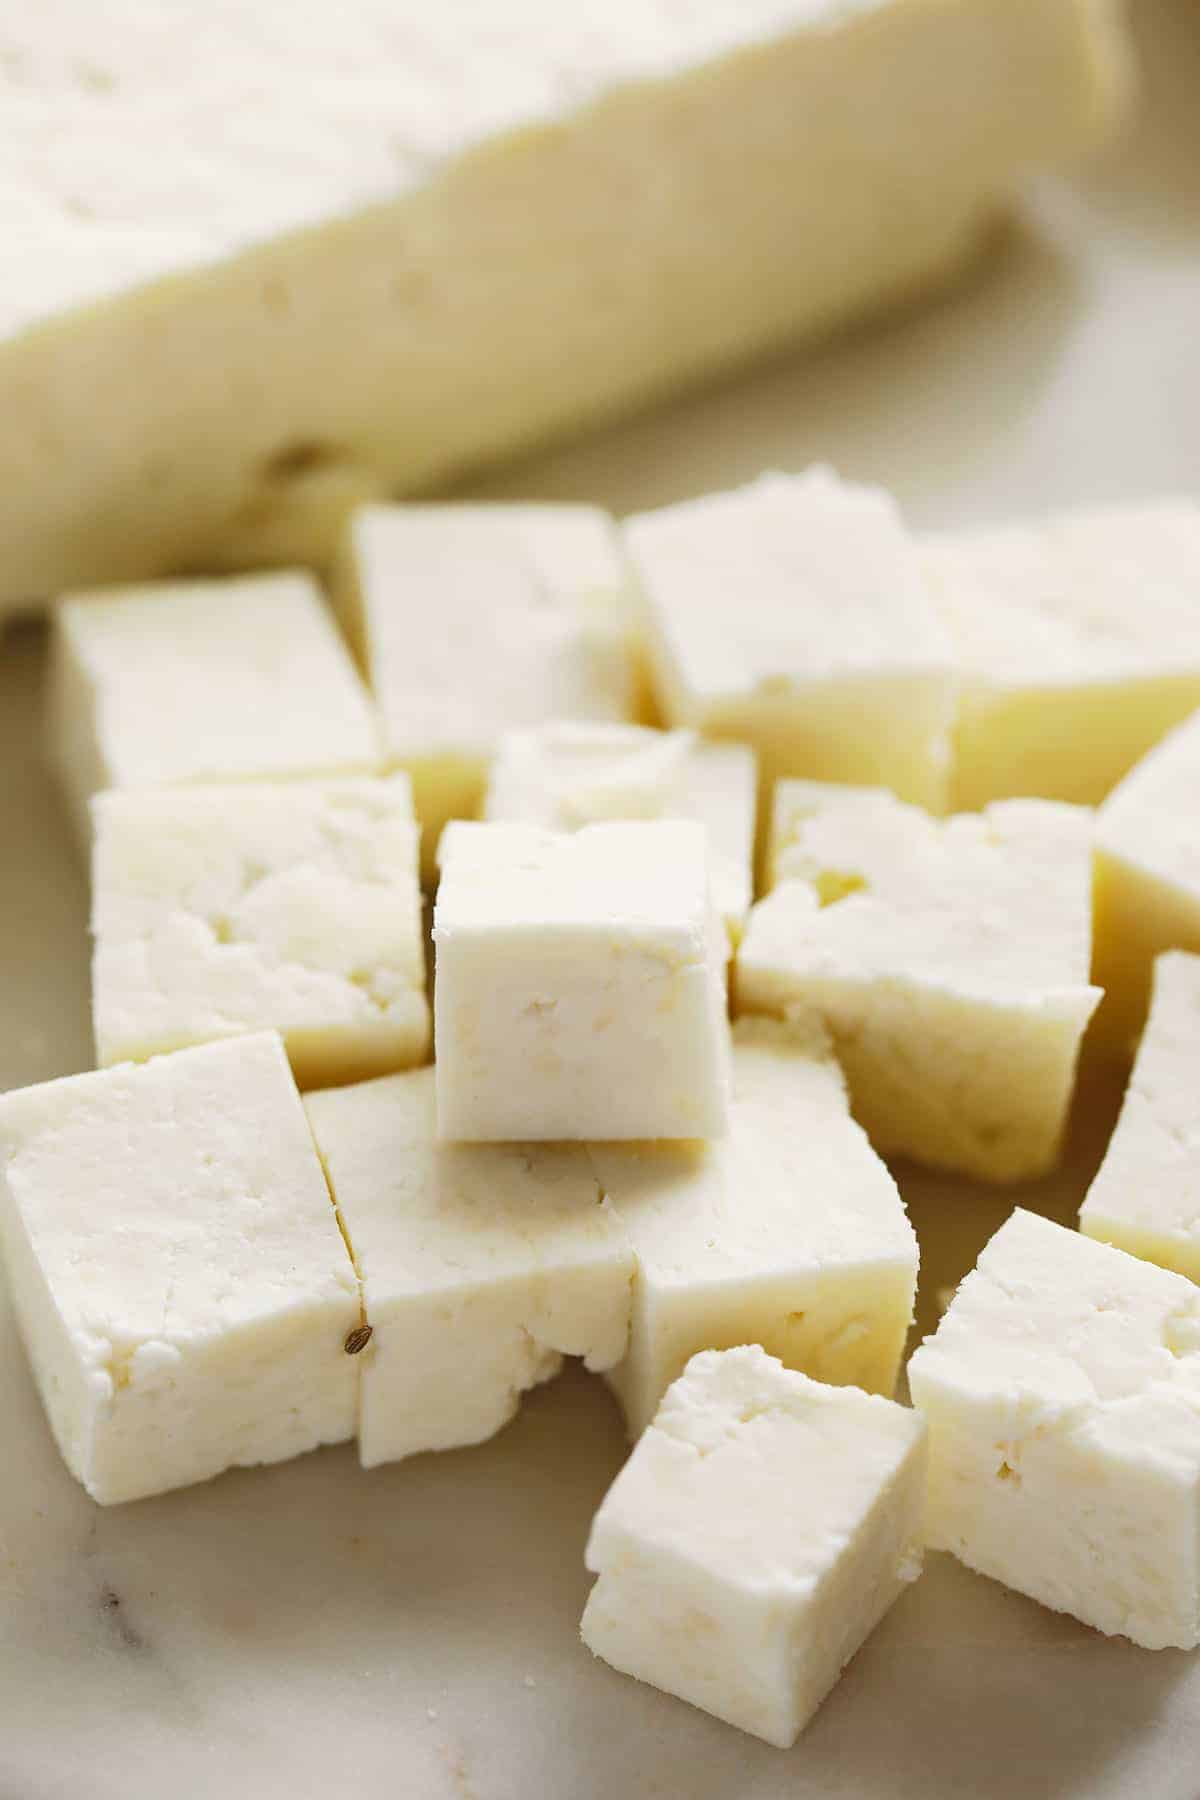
909, 1208, 1200, 1650
589, 1016, 917, 1437
739, 783, 1100, 1181
91, 775, 428, 1088
434, 821, 732, 1142
0, 1033, 359, 1505
48, 570, 379, 846
623, 469, 955, 812
581, 1346, 926, 1747
304, 1065, 633, 1467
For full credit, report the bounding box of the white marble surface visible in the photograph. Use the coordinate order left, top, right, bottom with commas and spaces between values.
4, 3, 1200, 1793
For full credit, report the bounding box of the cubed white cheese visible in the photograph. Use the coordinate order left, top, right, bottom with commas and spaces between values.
91, 775, 428, 1088
581, 1346, 926, 1747
0, 2, 1128, 610
334, 504, 636, 877
623, 469, 956, 812
434, 820, 732, 1142
908, 1208, 1200, 1650
484, 722, 755, 942
48, 570, 379, 846
739, 784, 1100, 1180
304, 1065, 633, 1467
924, 499, 1200, 811
1093, 710, 1200, 1052
0, 1033, 359, 1505
588, 1016, 917, 1437
1081, 952, 1200, 1281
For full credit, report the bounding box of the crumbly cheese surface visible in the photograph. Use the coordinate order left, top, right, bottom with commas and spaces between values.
304, 1065, 633, 1467
581, 1346, 926, 1747
434, 821, 732, 1141
0, 3, 1126, 605
335, 505, 636, 873
909, 1209, 1200, 1650
1094, 711, 1200, 1049
588, 1016, 916, 1437
91, 776, 428, 1087
49, 570, 379, 844
1081, 953, 1200, 1281
740, 785, 1100, 1180
0, 1033, 359, 1505
624, 468, 956, 809
924, 499, 1200, 809
484, 723, 755, 939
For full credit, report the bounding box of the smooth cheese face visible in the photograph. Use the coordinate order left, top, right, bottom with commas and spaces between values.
739, 785, 1100, 1181
434, 820, 732, 1142
581, 1346, 926, 1747
484, 723, 756, 941
908, 1209, 1200, 1650
91, 776, 428, 1088
0, 3, 1128, 609
588, 1017, 917, 1438
624, 468, 956, 811
0, 1033, 359, 1505
924, 499, 1200, 811
336, 504, 637, 876
1093, 711, 1200, 1052
304, 1066, 633, 1468
48, 570, 379, 846
1081, 953, 1200, 1281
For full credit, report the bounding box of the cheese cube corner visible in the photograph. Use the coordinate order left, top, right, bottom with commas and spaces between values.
925, 499, 1200, 811
91, 775, 429, 1088
434, 821, 732, 1141
48, 570, 379, 846
334, 504, 637, 875
581, 1346, 927, 1747
1093, 710, 1200, 1052
1081, 952, 1200, 1281
739, 785, 1100, 1181
484, 722, 756, 942
304, 1066, 633, 1467
909, 1208, 1200, 1649
0, 1033, 360, 1505
624, 469, 956, 812
590, 1015, 917, 1438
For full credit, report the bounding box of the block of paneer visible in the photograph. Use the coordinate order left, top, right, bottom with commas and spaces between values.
588, 1016, 917, 1438
484, 723, 756, 942
1081, 953, 1200, 1281
1093, 710, 1200, 1052
91, 776, 428, 1088
48, 570, 379, 847
924, 499, 1200, 812
0, 1033, 359, 1505
581, 1346, 927, 1747
334, 504, 637, 875
623, 469, 955, 812
739, 783, 1101, 1181
434, 821, 732, 1142
304, 1065, 633, 1467
909, 1209, 1200, 1650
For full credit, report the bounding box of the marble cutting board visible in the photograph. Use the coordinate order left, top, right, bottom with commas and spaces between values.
3, 4, 1200, 1793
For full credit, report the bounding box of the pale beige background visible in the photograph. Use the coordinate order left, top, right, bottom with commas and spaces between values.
2, 3, 1199, 1794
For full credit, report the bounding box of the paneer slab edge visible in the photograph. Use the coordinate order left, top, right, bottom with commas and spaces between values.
0, 0, 1129, 610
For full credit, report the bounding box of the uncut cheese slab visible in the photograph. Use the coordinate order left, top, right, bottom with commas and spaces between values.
0, 0, 1129, 611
